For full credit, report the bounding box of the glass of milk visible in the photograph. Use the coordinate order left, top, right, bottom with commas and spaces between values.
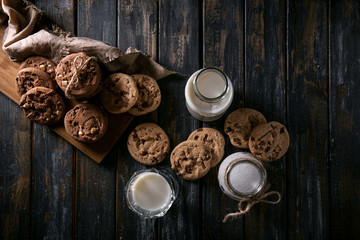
218, 152, 267, 200
125, 168, 179, 218
185, 67, 234, 122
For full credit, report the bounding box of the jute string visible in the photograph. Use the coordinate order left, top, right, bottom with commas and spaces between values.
223, 183, 281, 223
222, 158, 281, 223
65, 55, 96, 99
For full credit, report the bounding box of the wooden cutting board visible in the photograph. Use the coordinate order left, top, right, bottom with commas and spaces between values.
0, 26, 133, 163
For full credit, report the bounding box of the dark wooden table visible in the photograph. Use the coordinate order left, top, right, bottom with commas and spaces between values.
1, 0, 360, 239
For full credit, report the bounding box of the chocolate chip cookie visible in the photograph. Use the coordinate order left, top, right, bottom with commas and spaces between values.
170, 140, 212, 180
64, 103, 108, 143
19, 87, 65, 125
127, 123, 170, 165
224, 108, 267, 148
20, 56, 56, 80
249, 121, 290, 162
55, 52, 101, 99
188, 128, 225, 167
100, 73, 138, 114
16, 68, 56, 96
128, 74, 161, 116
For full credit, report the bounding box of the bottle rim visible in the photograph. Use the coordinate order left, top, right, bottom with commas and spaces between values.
224, 158, 267, 198
193, 67, 229, 103
125, 168, 179, 218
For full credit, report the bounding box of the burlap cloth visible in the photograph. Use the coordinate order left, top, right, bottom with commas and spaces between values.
0, 0, 174, 80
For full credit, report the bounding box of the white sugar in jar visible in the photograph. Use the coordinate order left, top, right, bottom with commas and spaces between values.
218, 152, 267, 200
126, 168, 178, 218
185, 68, 234, 122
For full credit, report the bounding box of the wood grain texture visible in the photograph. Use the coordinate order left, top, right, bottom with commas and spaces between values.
0, 26, 21, 104
158, 0, 201, 239
28, 1, 74, 239
0, 97, 31, 240
245, 0, 286, 239
75, 1, 117, 239
118, 0, 158, 59
31, 126, 73, 240
116, 0, 159, 239
75, 152, 116, 240
329, 0, 360, 238
287, 1, 329, 239
2, 0, 360, 239
78, 0, 117, 46
202, 0, 245, 239
32, 0, 76, 33
52, 112, 133, 163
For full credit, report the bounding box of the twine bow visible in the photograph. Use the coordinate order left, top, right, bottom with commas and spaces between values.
65, 55, 96, 99
223, 184, 281, 223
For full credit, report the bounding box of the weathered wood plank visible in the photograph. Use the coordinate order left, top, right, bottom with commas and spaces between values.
32, 0, 76, 33
118, 0, 158, 59
245, 0, 286, 239
31, 127, 73, 240
0, 98, 31, 240
75, 152, 116, 239
75, 1, 117, 239
78, 0, 117, 46
202, 0, 245, 239
29, 1, 75, 239
158, 0, 201, 239
287, 0, 329, 239
329, 0, 360, 238
116, 1, 159, 239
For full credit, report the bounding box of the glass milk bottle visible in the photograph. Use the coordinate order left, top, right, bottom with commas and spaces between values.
218, 152, 267, 200
185, 67, 234, 122
125, 168, 178, 218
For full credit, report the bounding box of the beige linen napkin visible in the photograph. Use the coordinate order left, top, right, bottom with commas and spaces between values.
0, 0, 173, 80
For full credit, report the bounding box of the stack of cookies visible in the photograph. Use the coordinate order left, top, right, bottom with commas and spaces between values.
126, 123, 225, 181
16, 53, 162, 144
17, 56, 66, 126
224, 108, 290, 162
100, 73, 161, 116
170, 128, 225, 180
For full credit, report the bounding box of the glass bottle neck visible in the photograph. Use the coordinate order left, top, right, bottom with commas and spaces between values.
193, 67, 229, 103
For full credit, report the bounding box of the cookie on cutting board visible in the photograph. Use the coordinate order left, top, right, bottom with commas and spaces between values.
16, 67, 56, 96
100, 73, 138, 114
64, 103, 108, 143
128, 74, 161, 116
19, 86, 65, 125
